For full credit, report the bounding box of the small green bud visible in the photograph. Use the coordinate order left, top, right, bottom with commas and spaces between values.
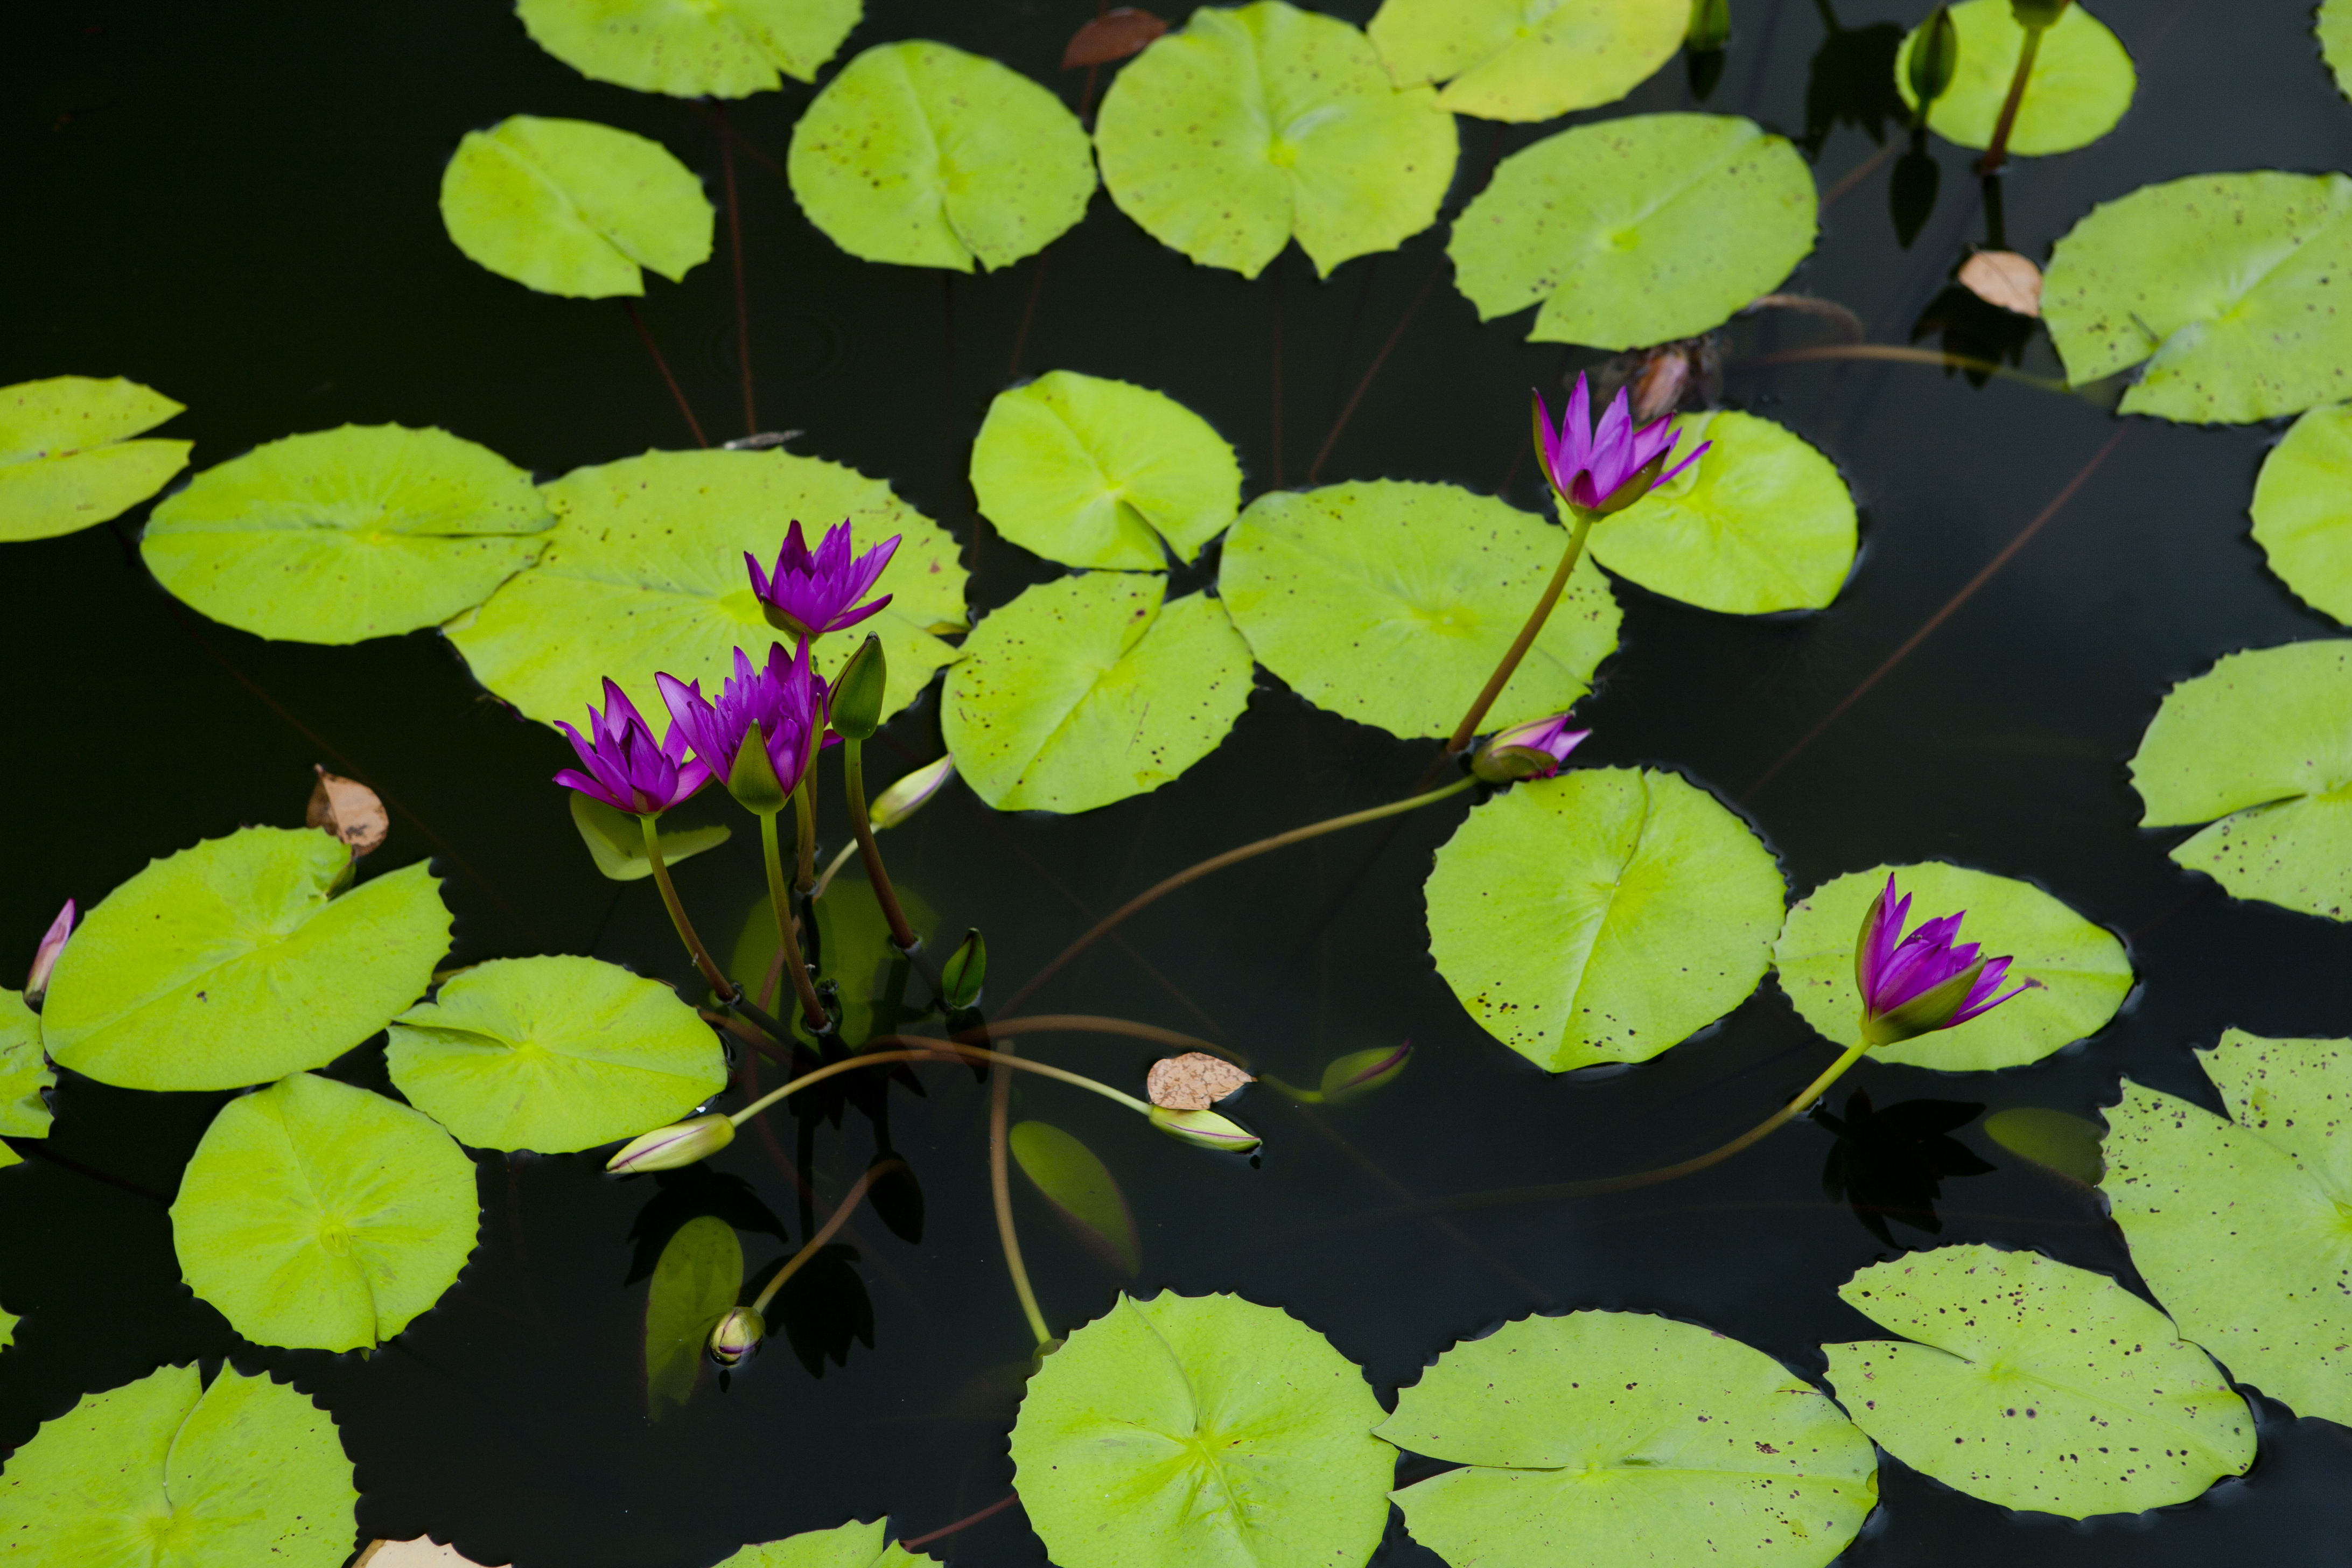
1685, 0, 1730, 53
708, 1306, 764, 1366
1148, 1105, 1261, 1154
726, 723, 792, 815
1909, 5, 1961, 109
941, 929, 986, 1010
2009, 0, 2068, 29
830, 635, 887, 742
607, 1112, 736, 1174
1319, 1041, 1412, 1104
870, 754, 955, 829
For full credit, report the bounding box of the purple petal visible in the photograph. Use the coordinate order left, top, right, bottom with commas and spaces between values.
1654, 437, 1711, 490
1589, 388, 1634, 493
1562, 374, 1593, 473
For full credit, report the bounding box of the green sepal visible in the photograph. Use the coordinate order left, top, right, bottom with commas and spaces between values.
1859, 957, 1986, 1046
726, 722, 791, 815
1910, 6, 1961, 106
830, 635, 887, 740
941, 929, 986, 1010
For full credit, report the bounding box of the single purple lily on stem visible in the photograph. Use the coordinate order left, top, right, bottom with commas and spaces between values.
1855, 875, 2040, 1046
554, 679, 712, 817
1534, 373, 1710, 516
657, 640, 830, 812
1472, 712, 1590, 783
747, 520, 900, 640
25, 899, 73, 1009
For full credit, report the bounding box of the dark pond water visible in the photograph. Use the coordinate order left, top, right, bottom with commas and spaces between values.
8, 0, 2352, 1563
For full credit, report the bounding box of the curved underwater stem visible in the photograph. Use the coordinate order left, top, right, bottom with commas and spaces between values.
748, 1157, 903, 1318
1440, 508, 1597, 762
999, 776, 1476, 1017
725, 1043, 1156, 1130
990, 1039, 1053, 1348
760, 809, 831, 1037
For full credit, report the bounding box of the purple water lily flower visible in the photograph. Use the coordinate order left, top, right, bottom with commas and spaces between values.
1855, 875, 2040, 1046
1473, 712, 1591, 783
657, 640, 830, 806
1534, 374, 1710, 515
553, 679, 712, 817
747, 520, 900, 640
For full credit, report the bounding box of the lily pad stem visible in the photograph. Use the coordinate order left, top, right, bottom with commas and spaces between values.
990, 1039, 1053, 1348
843, 738, 920, 952
760, 810, 831, 1037
726, 1043, 1156, 1129
748, 1157, 904, 1318
1975, 21, 2046, 174
1440, 508, 1598, 761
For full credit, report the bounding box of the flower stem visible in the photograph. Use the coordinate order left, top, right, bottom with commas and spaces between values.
990, 1039, 1053, 1348
725, 1042, 1155, 1130
843, 739, 920, 951
1440, 507, 1596, 761
639, 814, 732, 996
811, 841, 859, 900
1975, 23, 2046, 174
790, 779, 818, 894
759, 810, 831, 1036
998, 776, 1475, 1018
748, 1158, 901, 1317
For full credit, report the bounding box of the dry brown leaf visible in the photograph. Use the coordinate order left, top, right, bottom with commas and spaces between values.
1957, 250, 2043, 318
1063, 8, 1167, 68
1146, 1052, 1254, 1110
353, 1539, 508, 1568
307, 765, 389, 856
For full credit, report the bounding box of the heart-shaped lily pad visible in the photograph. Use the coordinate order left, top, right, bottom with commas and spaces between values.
449, 448, 964, 732
2042, 172, 2352, 424
516, 0, 860, 95
1094, 1, 1458, 278
0, 375, 190, 542
2249, 402, 2352, 625
1367, 0, 1687, 122
1894, 0, 2134, 156
1219, 479, 1619, 740
1010, 1291, 1392, 1568
1450, 114, 1816, 349
788, 41, 1096, 272
2102, 1030, 2352, 1427
0, 1363, 355, 1564
39, 827, 452, 1093
388, 955, 727, 1153
941, 573, 1253, 814
172, 1073, 480, 1352
1823, 1244, 2254, 1518
1381, 1312, 1878, 1568
2127, 640, 2352, 920
1772, 863, 2131, 1072
1427, 768, 1786, 1073
142, 424, 552, 644
440, 116, 713, 298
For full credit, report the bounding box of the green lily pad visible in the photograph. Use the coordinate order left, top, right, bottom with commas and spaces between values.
2250, 403, 2352, 625
1893, 0, 2134, 156
0, 1363, 354, 1565
1012, 1121, 1140, 1276
788, 41, 1095, 273
1587, 411, 1856, 614
1219, 479, 1619, 740
571, 793, 733, 882
2325, 0, 2352, 100
1426, 768, 1785, 1073
171, 1073, 480, 1352
1366, 0, 1687, 122
729, 873, 936, 1043
1772, 863, 2131, 1072
387, 955, 726, 1154
1381, 1312, 1878, 1568
716, 1517, 938, 1568
1094, 1, 1458, 279
2127, 640, 2352, 920
1009, 1291, 1391, 1568
1449, 114, 1816, 350
1823, 1244, 2255, 1518
517, 0, 860, 95
0, 990, 54, 1171
40, 827, 452, 1093
2102, 1030, 2352, 1427
647, 1215, 741, 1419
440, 115, 713, 299
1983, 1107, 2104, 1185
941, 574, 1253, 814
141, 424, 552, 645
449, 448, 965, 732
0, 375, 190, 542
0, 1306, 16, 1350
969, 372, 1241, 571
2042, 172, 2352, 424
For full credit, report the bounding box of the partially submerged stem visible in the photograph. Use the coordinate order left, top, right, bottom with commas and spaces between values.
843, 738, 920, 951
999, 776, 1476, 1017
991, 1039, 1053, 1348
760, 810, 830, 1035
790, 779, 818, 894
1976, 24, 2046, 174
748, 1158, 901, 1317
640, 814, 731, 995
811, 840, 859, 900
726, 1042, 1155, 1130
1440, 509, 1596, 760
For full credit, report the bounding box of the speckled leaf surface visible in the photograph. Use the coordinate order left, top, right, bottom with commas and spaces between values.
0, 375, 190, 542
1366, 0, 1686, 122
517, 0, 860, 95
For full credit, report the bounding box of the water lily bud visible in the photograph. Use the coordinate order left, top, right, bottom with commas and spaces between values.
1319, 1040, 1412, 1104
2009, 0, 2068, 29
1148, 1105, 1261, 1154
1909, 5, 1961, 109
607, 1112, 735, 1174
941, 928, 986, 1010
708, 1306, 764, 1366
871, 754, 955, 829
24, 899, 73, 1009
1471, 715, 1589, 784
830, 635, 887, 742
726, 720, 792, 815
1853, 874, 2039, 1048
1685, 0, 1730, 53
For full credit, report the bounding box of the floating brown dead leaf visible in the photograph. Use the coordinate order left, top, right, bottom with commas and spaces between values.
1146, 1052, 1254, 1110
1063, 8, 1167, 68
307, 764, 388, 856
1956, 250, 2043, 318
353, 1538, 508, 1568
